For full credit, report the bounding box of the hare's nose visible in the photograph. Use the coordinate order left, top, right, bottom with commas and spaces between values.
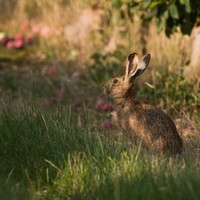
103, 86, 110, 95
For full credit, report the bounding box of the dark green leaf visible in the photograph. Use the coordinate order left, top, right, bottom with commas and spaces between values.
147, 7, 158, 18
179, 0, 185, 5
180, 19, 193, 35
169, 4, 179, 19
185, 0, 191, 13
157, 18, 165, 31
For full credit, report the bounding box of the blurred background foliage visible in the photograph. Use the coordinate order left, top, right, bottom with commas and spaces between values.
127, 0, 200, 36
0, 0, 199, 114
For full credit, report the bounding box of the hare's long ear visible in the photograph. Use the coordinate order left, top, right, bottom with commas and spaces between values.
130, 54, 151, 80
125, 53, 139, 78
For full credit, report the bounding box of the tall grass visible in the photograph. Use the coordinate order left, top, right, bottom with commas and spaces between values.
0, 105, 200, 199
0, 105, 123, 198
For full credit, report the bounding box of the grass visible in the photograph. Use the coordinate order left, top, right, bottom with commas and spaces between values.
0, 41, 199, 200
0, 104, 200, 200
0, 42, 199, 200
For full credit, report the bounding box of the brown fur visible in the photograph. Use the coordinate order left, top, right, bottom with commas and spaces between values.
103, 53, 183, 154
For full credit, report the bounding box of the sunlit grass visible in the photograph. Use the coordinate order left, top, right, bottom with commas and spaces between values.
0, 106, 200, 199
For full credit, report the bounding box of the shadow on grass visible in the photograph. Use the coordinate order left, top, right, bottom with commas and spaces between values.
0, 106, 126, 199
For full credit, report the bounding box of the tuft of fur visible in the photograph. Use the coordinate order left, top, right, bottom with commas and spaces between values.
103, 53, 183, 154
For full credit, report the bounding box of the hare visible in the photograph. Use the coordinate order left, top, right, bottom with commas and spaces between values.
103, 53, 183, 154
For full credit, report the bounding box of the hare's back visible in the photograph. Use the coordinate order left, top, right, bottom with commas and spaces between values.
133, 106, 178, 137
128, 106, 183, 153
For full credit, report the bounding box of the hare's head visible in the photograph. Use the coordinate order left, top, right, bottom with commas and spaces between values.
103, 53, 151, 99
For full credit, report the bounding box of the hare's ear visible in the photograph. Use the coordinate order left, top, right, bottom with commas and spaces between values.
130, 54, 151, 80
125, 53, 139, 78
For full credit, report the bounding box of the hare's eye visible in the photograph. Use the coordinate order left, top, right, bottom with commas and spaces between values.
112, 79, 119, 85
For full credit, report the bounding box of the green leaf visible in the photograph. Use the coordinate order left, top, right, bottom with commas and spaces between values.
169, 4, 179, 19
163, 10, 169, 19
157, 11, 168, 32
179, 0, 185, 5
185, 0, 191, 13
143, 0, 151, 9
147, 7, 158, 18
148, 1, 162, 9
180, 19, 193, 35
157, 18, 165, 31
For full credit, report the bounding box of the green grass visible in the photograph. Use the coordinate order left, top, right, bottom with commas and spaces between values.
0, 36, 199, 200
0, 105, 200, 200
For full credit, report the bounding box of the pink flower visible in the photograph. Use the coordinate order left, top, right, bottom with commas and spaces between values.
102, 103, 113, 111
6, 40, 14, 49
95, 99, 113, 111
102, 120, 112, 129
95, 99, 105, 110
46, 66, 59, 76
14, 39, 24, 49
40, 26, 51, 38
31, 24, 41, 35
21, 21, 30, 30
14, 33, 24, 41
